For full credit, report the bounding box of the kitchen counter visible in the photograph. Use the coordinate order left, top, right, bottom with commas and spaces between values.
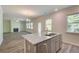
22, 33, 62, 53
22, 33, 60, 45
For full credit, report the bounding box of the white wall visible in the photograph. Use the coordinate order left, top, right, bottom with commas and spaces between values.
11, 18, 20, 32
0, 6, 3, 45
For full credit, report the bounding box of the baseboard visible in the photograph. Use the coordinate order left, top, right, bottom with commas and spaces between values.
3, 32, 11, 34
63, 40, 79, 47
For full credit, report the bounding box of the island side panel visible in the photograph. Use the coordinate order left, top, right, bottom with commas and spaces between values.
24, 39, 37, 53
24, 39, 26, 53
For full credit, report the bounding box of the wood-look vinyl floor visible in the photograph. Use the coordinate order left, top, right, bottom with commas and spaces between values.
58, 43, 79, 53
0, 32, 79, 53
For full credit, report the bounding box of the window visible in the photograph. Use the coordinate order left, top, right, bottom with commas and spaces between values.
45, 19, 52, 31
38, 22, 42, 36
30, 22, 33, 29
26, 18, 33, 29
67, 14, 79, 33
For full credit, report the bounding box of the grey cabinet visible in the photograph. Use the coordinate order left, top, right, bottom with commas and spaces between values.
55, 35, 62, 52
36, 39, 51, 53
25, 40, 36, 53
25, 39, 51, 53
24, 34, 62, 53
59, 35, 62, 49
55, 39, 60, 52
51, 37, 56, 53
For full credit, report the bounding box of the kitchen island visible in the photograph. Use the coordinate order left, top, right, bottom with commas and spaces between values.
22, 33, 62, 53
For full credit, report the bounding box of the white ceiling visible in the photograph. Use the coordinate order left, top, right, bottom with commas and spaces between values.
2, 5, 71, 18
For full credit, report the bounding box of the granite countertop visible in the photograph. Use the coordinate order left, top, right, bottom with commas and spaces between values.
22, 33, 60, 45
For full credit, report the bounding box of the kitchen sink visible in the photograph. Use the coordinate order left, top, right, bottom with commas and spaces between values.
45, 33, 56, 36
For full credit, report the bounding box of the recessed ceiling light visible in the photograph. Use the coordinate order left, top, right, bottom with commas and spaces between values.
54, 8, 58, 11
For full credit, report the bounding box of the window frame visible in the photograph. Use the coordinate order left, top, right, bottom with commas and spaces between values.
26, 19, 33, 29
45, 19, 52, 31
67, 13, 79, 34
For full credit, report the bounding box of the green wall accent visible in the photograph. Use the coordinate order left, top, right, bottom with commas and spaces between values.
3, 20, 11, 33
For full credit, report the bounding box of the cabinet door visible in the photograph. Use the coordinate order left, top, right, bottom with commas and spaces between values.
55, 34, 62, 52
59, 35, 62, 49
51, 38, 56, 53
36, 39, 51, 53
55, 39, 60, 52
25, 40, 36, 53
